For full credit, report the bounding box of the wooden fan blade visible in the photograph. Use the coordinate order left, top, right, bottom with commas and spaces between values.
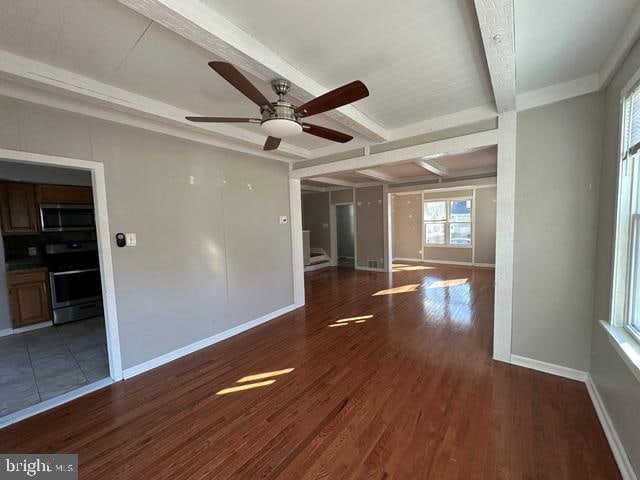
295, 81, 369, 117
208, 61, 275, 113
302, 123, 353, 143
264, 136, 281, 151
185, 116, 260, 123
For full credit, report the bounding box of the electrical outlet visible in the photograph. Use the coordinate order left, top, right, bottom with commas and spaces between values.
27, 247, 37, 256
125, 233, 137, 247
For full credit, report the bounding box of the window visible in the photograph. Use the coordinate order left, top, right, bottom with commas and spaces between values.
612, 81, 640, 344
424, 198, 472, 247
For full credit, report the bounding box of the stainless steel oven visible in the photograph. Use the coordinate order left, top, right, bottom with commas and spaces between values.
45, 242, 103, 324
39, 203, 95, 232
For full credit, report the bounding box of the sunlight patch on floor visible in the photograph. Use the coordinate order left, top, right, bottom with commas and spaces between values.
216, 368, 295, 395
427, 278, 468, 289
392, 263, 435, 272
372, 284, 420, 296
329, 314, 373, 328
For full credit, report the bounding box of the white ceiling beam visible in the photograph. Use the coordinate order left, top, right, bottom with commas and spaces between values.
355, 169, 398, 183
414, 159, 450, 177
474, 0, 516, 112
600, 2, 640, 89
301, 184, 326, 192
0, 50, 310, 160
117, 0, 387, 142
291, 129, 498, 179
310, 177, 357, 188
516, 74, 600, 112
389, 176, 497, 194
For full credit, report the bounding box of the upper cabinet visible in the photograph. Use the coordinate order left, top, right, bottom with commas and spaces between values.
0, 182, 39, 234
36, 184, 93, 205
0, 182, 93, 235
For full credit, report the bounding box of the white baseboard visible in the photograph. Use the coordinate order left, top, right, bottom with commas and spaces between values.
586, 375, 638, 480
122, 303, 300, 379
0, 378, 113, 429
509, 354, 588, 381
0, 321, 52, 338
304, 262, 331, 272
393, 258, 495, 268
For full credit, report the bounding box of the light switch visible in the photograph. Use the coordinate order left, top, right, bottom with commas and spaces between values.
125, 233, 137, 247
279, 216, 288, 224
28, 247, 37, 256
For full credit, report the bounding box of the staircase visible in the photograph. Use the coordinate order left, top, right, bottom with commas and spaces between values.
305, 248, 331, 272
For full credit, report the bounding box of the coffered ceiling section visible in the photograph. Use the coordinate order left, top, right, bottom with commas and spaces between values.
200, 0, 494, 129
0, 0, 496, 156
515, 0, 639, 92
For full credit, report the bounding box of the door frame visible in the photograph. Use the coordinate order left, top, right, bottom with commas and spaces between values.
0, 148, 123, 383
330, 201, 355, 267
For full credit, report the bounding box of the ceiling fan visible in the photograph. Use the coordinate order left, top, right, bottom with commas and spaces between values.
186, 62, 369, 151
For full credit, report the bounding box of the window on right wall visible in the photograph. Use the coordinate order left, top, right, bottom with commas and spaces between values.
423, 198, 472, 247
611, 80, 640, 345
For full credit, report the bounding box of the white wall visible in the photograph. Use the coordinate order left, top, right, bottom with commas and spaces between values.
0, 96, 294, 369
512, 92, 604, 371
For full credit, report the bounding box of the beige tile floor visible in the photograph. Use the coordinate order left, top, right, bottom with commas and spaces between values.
0, 316, 109, 417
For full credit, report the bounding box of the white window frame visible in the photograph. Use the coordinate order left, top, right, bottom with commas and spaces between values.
605, 72, 640, 384
423, 197, 472, 248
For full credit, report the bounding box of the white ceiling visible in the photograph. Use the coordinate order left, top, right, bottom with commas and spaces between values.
202, 0, 494, 129
515, 0, 639, 93
302, 145, 496, 187
0, 0, 363, 150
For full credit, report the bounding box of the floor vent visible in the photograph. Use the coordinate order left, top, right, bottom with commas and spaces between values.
367, 259, 380, 269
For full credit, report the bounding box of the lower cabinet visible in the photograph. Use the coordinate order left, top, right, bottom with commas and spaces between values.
7, 269, 53, 327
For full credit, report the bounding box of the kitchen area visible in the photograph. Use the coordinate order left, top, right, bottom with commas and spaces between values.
0, 160, 109, 418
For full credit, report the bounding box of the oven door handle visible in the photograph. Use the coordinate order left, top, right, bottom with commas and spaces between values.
52, 268, 100, 276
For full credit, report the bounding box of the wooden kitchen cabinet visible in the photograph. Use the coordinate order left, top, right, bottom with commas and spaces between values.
35, 184, 93, 205
0, 182, 39, 234
7, 269, 52, 327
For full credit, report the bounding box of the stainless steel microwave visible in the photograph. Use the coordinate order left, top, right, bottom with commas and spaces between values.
39, 203, 96, 232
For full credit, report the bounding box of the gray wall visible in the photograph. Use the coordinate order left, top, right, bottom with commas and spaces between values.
0, 96, 294, 369
392, 187, 496, 265
475, 187, 496, 264
301, 192, 331, 255
355, 185, 384, 268
392, 194, 422, 259
330, 189, 353, 204
512, 92, 604, 371
0, 160, 92, 186
591, 37, 640, 474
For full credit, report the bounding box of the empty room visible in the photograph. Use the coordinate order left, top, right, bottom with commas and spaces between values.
0, 0, 639, 479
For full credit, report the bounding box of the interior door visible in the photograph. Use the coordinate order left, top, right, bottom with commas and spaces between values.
336, 204, 355, 265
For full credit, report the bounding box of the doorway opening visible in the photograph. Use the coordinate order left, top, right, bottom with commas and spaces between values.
0, 149, 120, 428
334, 203, 355, 268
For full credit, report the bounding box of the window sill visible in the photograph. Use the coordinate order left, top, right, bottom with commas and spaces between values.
423, 244, 472, 249
600, 320, 640, 384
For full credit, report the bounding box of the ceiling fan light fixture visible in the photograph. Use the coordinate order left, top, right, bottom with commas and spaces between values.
261, 118, 302, 138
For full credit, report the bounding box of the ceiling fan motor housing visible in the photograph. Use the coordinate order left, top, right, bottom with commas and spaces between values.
260, 81, 303, 137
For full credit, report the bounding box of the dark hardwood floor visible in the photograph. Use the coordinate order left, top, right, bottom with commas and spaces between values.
0, 265, 620, 479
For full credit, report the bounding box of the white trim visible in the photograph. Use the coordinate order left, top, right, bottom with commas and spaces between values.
389, 177, 497, 194
392, 257, 495, 268
311, 176, 357, 188
290, 130, 499, 179
474, 0, 516, 112
289, 179, 305, 307
123, 303, 299, 379
516, 74, 600, 112
356, 169, 398, 183
383, 184, 391, 272
586, 375, 639, 480
0, 321, 51, 338
600, 320, 640, 384
509, 354, 588, 382
415, 159, 450, 177
0, 148, 123, 381
472, 188, 477, 264
0, 378, 113, 429
304, 262, 331, 272
493, 112, 517, 362
0, 50, 308, 161
117, 0, 386, 142
600, 1, 640, 90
